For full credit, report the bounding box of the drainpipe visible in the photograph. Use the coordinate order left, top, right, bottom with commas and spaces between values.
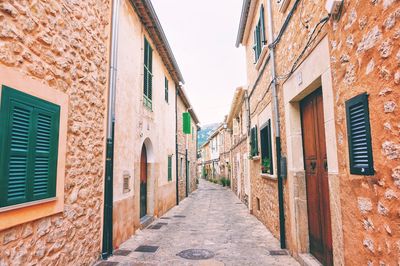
266, 0, 286, 249
175, 85, 179, 205
102, 0, 120, 259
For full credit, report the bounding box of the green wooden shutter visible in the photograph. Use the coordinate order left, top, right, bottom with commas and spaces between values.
183, 112, 191, 134
260, 120, 273, 175
165, 77, 169, 103
260, 5, 266, 45
168, 156, 172, 181
346, 93, 374, 175
143, 38, 153, 109
250, 126, 259, 157
0, 86, 60, 208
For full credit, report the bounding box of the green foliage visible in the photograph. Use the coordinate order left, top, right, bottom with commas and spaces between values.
261, 158, 271, 174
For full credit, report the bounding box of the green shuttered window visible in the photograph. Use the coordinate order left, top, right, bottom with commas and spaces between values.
183, 112, 191, 134
168, 156, 172, 181
260, 120, 273, 175
0, 86, 60, 208
345, 93, 374, 175
250, 126, 259, 157
165, 77, 169, 103
253, 5, 266, 63
144, 38, 153, 109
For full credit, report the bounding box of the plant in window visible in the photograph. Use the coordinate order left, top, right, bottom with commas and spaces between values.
261, 158, 271, 174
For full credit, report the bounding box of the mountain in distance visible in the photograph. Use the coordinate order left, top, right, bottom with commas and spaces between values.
198, 123, 220, 148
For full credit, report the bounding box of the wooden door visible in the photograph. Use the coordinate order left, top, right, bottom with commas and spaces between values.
300, 88, 333, 266
140, 145, 147, 218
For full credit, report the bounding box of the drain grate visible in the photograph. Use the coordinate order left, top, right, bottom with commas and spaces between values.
97, 262, 119, 266
269, 250, 289, 256
160, 217, 170, 220
173, 215, 186, 218
177, 249, 215, 260
113, 249, 131, 256
156, 222, 168, 226
134, 245, 159, 253
148, 224, 163, 229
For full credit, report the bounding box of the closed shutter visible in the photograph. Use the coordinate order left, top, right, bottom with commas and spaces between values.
143, 38, 153, 109
260, 5, 266, 45
168, 156, 172, 181
250, 126, 259, 156
345, 93, 374, 175
165, 77, 169, 103
0, 86, 60, 207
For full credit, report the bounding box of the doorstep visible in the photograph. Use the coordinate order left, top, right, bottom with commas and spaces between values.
139, 215, 154, 229
297, 253, 323, 266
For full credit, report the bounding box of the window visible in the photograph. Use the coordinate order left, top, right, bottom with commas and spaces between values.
0, 86, 60, 208
164, 77, 168, 103
253, 5, 266, 62
143, 37, 153, 109
168, 156, 172, 181
346, 93, 374, 175
250, 126, 259, 157
260, 120, 273, 175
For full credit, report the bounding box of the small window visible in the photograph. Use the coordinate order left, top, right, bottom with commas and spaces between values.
143, 37, 153, 109
250, 126, 259, 157
346, 93, 374, 175
260, 120, 273, 175
164, 77, 169, 103
0, 86, 60, 208
253, 5, 266, 63
168, 156, 172, 181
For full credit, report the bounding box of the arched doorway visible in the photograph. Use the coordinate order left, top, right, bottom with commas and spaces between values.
140, 145, 147, 218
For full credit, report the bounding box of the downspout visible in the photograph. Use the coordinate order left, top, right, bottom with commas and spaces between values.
102, 0, 120, 259
266, 0, 286, 249
175, 86, 179, 205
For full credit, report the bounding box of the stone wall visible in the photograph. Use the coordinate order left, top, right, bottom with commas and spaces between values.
328, 1, 400, 265
0, 0, 111, 265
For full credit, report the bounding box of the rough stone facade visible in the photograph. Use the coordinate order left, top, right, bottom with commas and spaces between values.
328, 1, 400, 265
0, 0, 111, 265
177, 95, 198, 202
238, 0, 400, 265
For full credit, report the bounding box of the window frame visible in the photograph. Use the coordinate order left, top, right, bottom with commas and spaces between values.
164, 77, 169, 103
250, 126, 259, 157
260, 119, 274, 175
253, 4, 267, 63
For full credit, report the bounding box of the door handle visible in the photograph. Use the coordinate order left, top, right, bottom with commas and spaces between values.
310, 161, 316, 171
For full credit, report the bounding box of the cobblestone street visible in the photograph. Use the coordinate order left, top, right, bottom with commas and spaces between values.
97, 180, 299, 266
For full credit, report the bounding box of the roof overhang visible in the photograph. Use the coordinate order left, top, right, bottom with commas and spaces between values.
226, 87, 246, 128
129, 0, 184, 84
235, 0, 257, 47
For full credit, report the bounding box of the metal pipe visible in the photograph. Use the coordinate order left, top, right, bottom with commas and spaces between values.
266, 0, 286, 249
175, 85, 179, 205
102, 0, 120, 259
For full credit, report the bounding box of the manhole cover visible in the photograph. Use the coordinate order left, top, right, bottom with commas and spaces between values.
177, 249, 215, 260
113, 249, 131, 256
269, 250, 289, 256
173, 215, 186, 218
134, 245, 159, 253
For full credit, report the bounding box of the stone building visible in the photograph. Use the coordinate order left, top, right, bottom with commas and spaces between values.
199, 140, 212, 179
110, 0, 199, 249
236, 0, 400, 265
0, 0, 111, 265
218, 118, 232, 182
176, 86, 200, 202
226, 87, 250, 206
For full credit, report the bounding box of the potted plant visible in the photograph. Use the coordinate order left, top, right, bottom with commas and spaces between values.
261, 158, 271, 174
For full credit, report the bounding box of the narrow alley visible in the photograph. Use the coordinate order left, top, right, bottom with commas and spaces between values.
97, 179, 299, 266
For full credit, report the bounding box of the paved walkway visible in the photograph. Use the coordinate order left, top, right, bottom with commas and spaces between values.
97, 180, 299, 266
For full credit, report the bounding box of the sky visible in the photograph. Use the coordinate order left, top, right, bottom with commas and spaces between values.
151, 0, 247, 125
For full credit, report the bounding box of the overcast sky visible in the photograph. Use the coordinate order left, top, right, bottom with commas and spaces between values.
151, 0, 247, 125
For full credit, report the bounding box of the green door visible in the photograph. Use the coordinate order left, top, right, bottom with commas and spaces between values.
140, 145, 147, 218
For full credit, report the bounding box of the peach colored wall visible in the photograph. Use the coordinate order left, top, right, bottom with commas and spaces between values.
112, 0, 178, 247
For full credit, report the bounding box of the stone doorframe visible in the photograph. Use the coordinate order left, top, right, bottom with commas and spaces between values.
137, 138, 156, 218
282, 37, 344, 266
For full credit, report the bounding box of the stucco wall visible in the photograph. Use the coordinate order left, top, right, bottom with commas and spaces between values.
0, 0, 111, 265
112, 0, 177, 248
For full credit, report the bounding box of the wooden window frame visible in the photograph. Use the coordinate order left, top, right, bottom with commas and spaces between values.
260, 119, 274, 175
